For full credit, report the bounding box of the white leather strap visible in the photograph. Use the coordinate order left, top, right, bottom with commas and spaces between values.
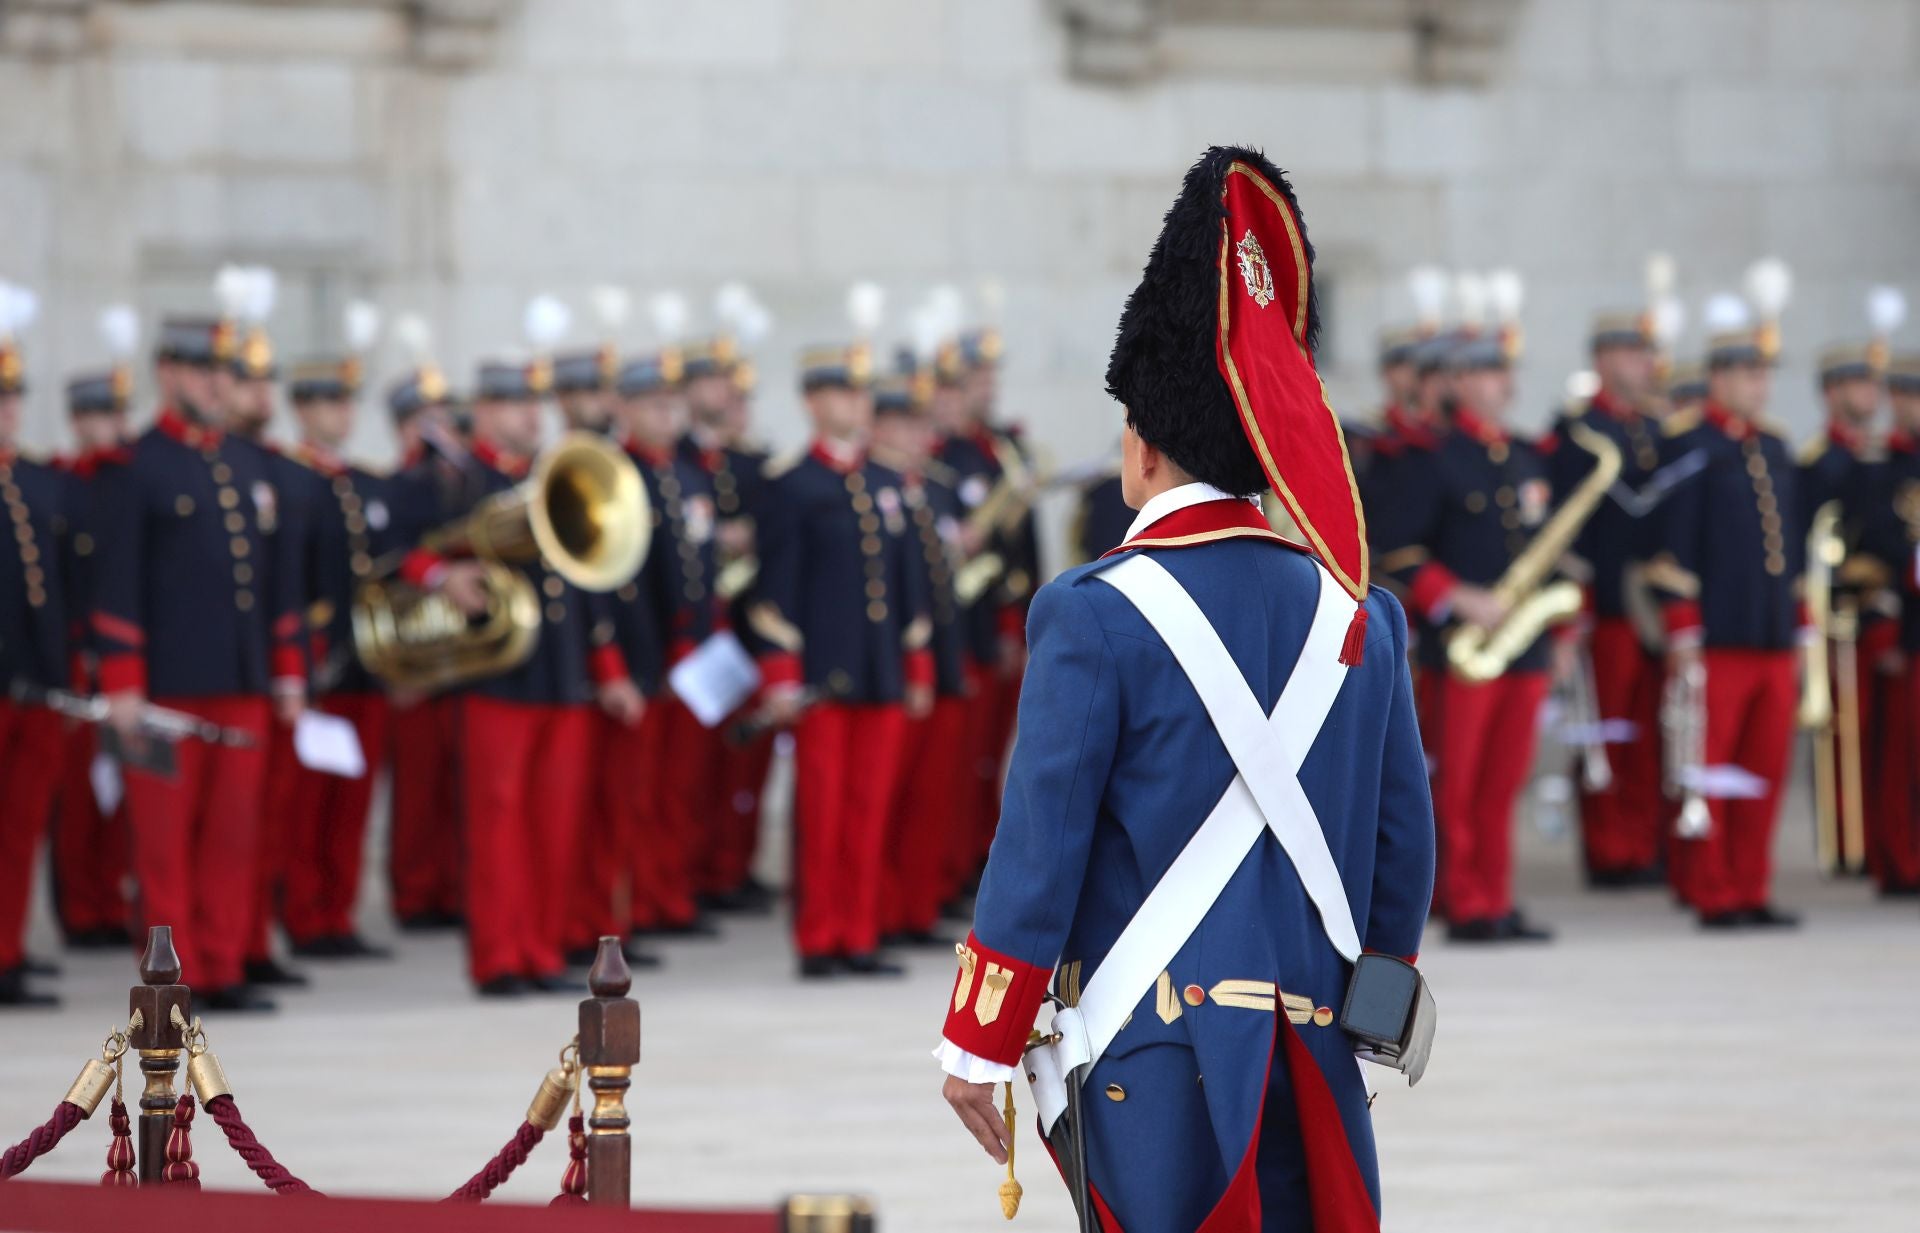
1068, 555, 1359, 1066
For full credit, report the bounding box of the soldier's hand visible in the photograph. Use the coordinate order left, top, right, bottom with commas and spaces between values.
905, 681, 934, 720
761, 685, 806, 729
1448, 584, 1508, 631
717, 520, 754, 558
1667, 638, 1703, 676
598, 678, 646, 728
272, 684, 307, 727
1878, 648, 1907, 677
105, 690, 145, 738
439, 560, 492, 617
1551, 636, 1580, 686
943, 1075, 1009, 1165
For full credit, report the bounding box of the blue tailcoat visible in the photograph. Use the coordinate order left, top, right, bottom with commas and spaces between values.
971, 536, 1434, 1230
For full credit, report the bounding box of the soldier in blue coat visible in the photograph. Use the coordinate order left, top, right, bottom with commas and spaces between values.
752, 343, 935, 978
938, 147, 1434, 1233
0, 326, 70, 1007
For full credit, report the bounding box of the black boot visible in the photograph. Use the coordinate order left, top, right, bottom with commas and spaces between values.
798, 955, 841, 980
475, 975, 531, 998
843, 953, 905, 977
243, 958, 310, 988
0, 967, 59, 1008
200, 986, 278, 1013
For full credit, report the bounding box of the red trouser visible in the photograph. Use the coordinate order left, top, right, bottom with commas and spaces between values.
122, 697, 269, 990
884, 696, 970, 936
1671, 650, 1797, 916
0, 701, 66, 970
461, 697, 592, 984
249, 720, 302, 960
281, 693, 389, 943
1434, 671, 1548, 923
963, 664, 1021, 871
1579, 618, 1668, 875
705, 729, 775, 895
632, 695, 722, 929
388, 695, 462, 920
1877, 666, 1920, 890
571, 710, 643, 947
793, 702, 910, 958
53, 724, 130, 935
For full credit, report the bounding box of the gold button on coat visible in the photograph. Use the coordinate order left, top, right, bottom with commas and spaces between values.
1104, 1085, 1126, 1102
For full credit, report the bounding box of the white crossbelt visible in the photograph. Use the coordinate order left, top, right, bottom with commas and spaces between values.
1053, 556, 1361, 1091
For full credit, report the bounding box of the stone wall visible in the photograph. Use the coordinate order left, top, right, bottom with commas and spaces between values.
3, 0, 1918, 478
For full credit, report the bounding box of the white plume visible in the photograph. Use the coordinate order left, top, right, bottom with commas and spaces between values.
1407, 265, 1449, 326
649, 291, 689, 344
1454, 272, 1489, 328
98, 305, 139, 358
1703, 293, 1752, 335
1565, 370, 1601, 401
909, 301, 945, 362
1650, 296, 1686, 348
236, 266, 277, 325
927, 284, 965, 336
735, 301, 772, 345
214, 264, 251, 319
1487, 268, 1525, 322
523, 293, 571, 349
976, 277, 1006, 321
0, 282, 39, 337
343, 300, 381, 353
846, 281, 886, 335
1644, 252, 1677, 301
714, 283, 773, 344
1867, 285, 1908, 337
394, 313, 433, 360
1744, 257, 1793, 318
591, 285, 631, 334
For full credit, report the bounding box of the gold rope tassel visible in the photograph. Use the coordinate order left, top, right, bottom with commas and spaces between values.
998, 1081, 1023, 1219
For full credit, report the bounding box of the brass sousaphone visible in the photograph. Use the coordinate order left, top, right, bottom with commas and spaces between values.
354, 432, 651, 691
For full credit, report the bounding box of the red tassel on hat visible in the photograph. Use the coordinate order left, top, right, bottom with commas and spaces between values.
1338, 603, 1367, 667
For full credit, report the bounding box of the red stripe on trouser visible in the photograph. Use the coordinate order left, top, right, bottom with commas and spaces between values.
461, 697, 592, 983
884, 697, 969, 935
0, 702, 67, 969
1434, 672, 1548, 923
53, 724, 131, 934
704, 729, 775, 894
387, 696, 462, 919
1877, 668, 1920, 889
1578, 618, 1668, 874
1671, 650, 1796, 915
281, 693, 389, 943
122, 697, 269, 990
793, 702, 909, 958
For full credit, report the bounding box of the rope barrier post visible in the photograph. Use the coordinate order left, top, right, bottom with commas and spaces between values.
577, 936, 637, 1208
128, 926, 190, 1185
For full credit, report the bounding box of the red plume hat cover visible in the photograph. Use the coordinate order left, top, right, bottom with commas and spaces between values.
1106, 146, 1371, 661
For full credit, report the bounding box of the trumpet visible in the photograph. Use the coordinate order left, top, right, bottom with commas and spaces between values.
1801, 500, 1863, 873
1446, 423, 1621, 682
353, 432, 651, 692
1662, 656, 1712, 840
1563, 644, 1613, 792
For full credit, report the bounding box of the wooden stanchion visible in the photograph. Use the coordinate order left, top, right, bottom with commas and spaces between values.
127, 927, 190, 1185
578, 937, 638, 1208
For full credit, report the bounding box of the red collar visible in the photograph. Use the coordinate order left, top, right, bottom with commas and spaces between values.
964, 426, 1000, 460
157, 407, 221, 450
0, 447, 15, 468
809, 440, 864, 474
1703, 400, 1755, 442
1102, 497, 1291, 559
1453, 408, 1508, 448
1589, 386, 1640, 424
1828, 419, 1868, 455
1889, 429, 1918, 456
623, 437, 674, 470
472, 436, 530, 479
296, 442, 346, 477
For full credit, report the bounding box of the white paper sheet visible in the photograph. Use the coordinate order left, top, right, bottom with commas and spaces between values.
294, 710, 367, 779
1680, 764, 1768, 800
90, 751, 124, 814
668, 631, 763, 728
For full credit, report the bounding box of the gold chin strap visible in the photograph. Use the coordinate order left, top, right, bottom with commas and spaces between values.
998, 1081, 1023, 1219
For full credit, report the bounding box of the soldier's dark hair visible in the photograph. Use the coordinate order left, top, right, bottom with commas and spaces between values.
1105, 146, 1320, 500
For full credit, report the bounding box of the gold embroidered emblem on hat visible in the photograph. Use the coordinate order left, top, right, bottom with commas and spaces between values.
1236, 230, 1275, 309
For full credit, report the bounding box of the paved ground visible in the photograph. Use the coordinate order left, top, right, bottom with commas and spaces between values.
3, 777, 1918, 1231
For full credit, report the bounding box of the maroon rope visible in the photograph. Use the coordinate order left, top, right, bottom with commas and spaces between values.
445, 1120, 546, 1202
202, 1094, 321, 1197
0, 1102, 84, 1180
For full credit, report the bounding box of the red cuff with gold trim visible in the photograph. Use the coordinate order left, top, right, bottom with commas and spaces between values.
590, 644, 628, 687
1408, 562, 1458, 623
760, 652, 802, 691
940, 931, 1051, 1068
905, 649, 934, 689
97, 653, 146, 696
1663, 600, 1703, 636
272, 645, 307, 683
398, 549, 445, 588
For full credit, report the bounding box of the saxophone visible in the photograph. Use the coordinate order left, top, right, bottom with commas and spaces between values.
1446, 422, 1623, 683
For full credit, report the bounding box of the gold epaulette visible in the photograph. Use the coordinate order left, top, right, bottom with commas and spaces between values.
1796, 434, 1830, 465
922, 457, 962, 490
761, 448, 805, 481
1662, 408, 1702, 438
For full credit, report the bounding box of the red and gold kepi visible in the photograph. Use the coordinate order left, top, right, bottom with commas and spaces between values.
1211, 152, 1370, 660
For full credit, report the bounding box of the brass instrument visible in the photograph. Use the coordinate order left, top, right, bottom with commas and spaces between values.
1662, 656, 1711, 839
1564, 644, 1613, 792
955, 436, 1047, 606
1446, 422, 1623, 682
353, 432, 651, 692
1801, 500, 1863, 873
